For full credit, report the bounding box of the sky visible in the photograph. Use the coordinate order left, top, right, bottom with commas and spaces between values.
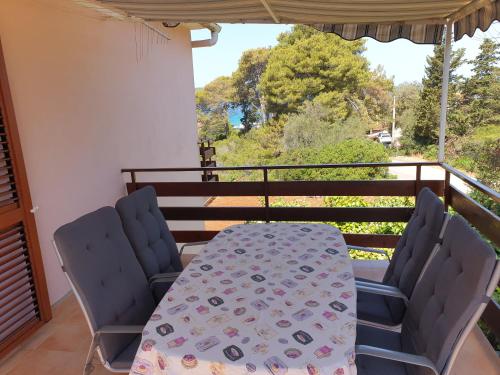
191, 22, 500, 88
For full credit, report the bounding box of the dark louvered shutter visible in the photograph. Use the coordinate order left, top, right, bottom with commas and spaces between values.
0, 110, 18, 212
0, 39, 51, 357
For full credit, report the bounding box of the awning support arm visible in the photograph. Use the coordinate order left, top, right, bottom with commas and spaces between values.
260, 0, 280, 23
438, 20, 453, 162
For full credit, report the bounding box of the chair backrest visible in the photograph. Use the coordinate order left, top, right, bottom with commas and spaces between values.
383, 187, 445, 321
115, 186, 183, 280
53, 207, 155, 364
401, 215, 497, 375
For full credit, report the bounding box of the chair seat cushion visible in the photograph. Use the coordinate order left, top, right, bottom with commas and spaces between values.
357, 290, 397, 326
357, 324, 401, 349
356, 324, 408, 375
356, 277, 405, 326
109, 335, 141, 370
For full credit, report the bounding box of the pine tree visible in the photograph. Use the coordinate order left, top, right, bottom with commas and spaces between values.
259, 25, 370, 119
232, 48, 270, 132
413, 44, 464, 145
465, 38, 500, 129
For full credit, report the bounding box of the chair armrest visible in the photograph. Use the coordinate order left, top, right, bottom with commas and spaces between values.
150, 271, 182, 281
179, 241, 209, 255
150, 278, 178, 289
348, 245, 390, 260
355, 345, 438, 375
356, 283, 409, 305
96, 325, 144, 335
356, 280, 399, 291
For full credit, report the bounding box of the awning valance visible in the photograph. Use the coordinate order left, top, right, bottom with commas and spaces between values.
92, 0, 499, 44
313, 23, 446, 45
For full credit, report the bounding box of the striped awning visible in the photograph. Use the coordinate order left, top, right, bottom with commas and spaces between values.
313, 24, 446, 45
91, 0, 500, 44
455, 0, 500, 39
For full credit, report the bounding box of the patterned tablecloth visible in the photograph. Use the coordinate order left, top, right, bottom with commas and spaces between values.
131, 223, 357, 375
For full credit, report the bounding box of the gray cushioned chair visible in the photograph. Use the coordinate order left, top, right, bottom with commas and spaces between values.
53, 207, 156, 374
355, 215, 499, 375
115, 186, 207, 301
351, 187, 447, 327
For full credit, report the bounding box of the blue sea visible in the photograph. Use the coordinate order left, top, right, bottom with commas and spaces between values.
228, 107, 244, 127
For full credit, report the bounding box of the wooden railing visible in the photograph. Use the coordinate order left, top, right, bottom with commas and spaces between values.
122, 161, 499, 341
198, 141, 219, 182
124, 162, 442, 247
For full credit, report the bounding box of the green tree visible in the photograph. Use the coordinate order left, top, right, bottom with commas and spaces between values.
196, 76, 234, 114
359, 66, 394, 130
395, 82, 421, 147
464, 38, 500, 130
232, 48, 271, 132
196, 76, 235, 141
412, 44, 465, 145
395, 82, 421, 120
197, 110, 230, 141
259, 25, 370, 118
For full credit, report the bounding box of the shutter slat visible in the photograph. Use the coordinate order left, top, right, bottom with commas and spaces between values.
0, 296, 36, 326
0, 271, 32, 294
0, 306, 38, 341
0, 284, 35, 310
0, 256, 30, 283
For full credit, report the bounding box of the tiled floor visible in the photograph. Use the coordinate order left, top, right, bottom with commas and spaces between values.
0, 257, 498, 375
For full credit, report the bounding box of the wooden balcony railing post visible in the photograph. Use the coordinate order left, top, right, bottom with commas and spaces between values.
128, 171, 138, 193
263, 167, 270, 223
444, 170, 450, 211
415, 164, 422, 199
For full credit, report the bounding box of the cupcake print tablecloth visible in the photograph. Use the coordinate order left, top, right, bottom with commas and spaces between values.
131, 223, 357, 375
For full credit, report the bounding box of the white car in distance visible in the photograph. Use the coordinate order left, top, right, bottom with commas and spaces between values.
377, 132, 392, 146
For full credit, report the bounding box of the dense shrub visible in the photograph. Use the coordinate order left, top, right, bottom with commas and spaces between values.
282, 102, 367, 150
274, 139, 390, 181
324, 196, 412, 260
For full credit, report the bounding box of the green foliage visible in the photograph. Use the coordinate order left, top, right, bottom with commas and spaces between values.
470, 124, 500, 143
398, 38, 499, 194
265, 195, 413, 260
282, 102, 367, 150
323, 196, 410, 233
395, 82, 421, 149
359, 65, 394, 129
232, 48, 271, 132
196, 76, 235, 141
463, 39, 500, 130
275, 139, 390, 181
470, 139, 500, 215
196, 76, 234, 114
197, 110, 230, 141
259, 25, 370, 118
214, 123, 284, 181
412, 44, 465, 145
324, 196, 413, 260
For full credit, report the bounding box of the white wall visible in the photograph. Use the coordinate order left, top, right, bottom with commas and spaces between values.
0, 0, 202, 303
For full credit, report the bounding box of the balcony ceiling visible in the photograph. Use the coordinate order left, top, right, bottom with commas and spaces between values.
95, 0, 499, 43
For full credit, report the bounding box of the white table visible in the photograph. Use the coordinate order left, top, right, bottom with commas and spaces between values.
131, 223, 357, 375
